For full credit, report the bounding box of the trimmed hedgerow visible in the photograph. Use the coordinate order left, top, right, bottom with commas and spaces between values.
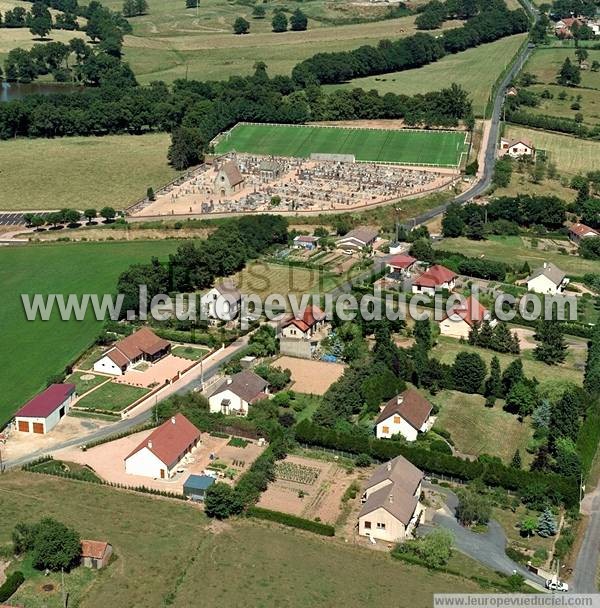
246, 506, 335, 536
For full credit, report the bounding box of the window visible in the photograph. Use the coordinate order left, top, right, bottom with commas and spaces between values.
364, 521, 371, 529
393, 416, 401, 424
382, 426, 389, 434
376, 522, 386, 530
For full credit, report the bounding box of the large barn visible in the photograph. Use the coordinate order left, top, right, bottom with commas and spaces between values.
14, 383, 76, 434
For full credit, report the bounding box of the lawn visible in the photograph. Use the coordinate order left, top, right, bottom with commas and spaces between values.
0, 133, 178, 211
435, 235, 600, 276
65, 371, 109, 396
432, 336, 584, 389
74, 381, 150, 412
0, 472, 490, 608
171, 345, 209, 361
527, 84, 600, 128
0, 240, 181, 427
329, 34, 528, 117
524, 47, 600, 90
233, 261, 345, 301
215, 123, 468, 166
503, 125, 600, 176
492, 171, 577, 202
432, 390, 534, 464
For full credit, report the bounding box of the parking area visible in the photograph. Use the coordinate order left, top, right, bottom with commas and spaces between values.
273, 356, 345, 395
0, 213, 27, 226
54, 429, 266, 494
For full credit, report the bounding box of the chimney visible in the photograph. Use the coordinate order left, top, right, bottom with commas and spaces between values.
389, 493, 394, 504
227, 377, 233, 385
397, 394, 404, 405
543, 262, 547, 269
387, 461, 392, 472
171, 417, 176, 425
148, 440, 153, 449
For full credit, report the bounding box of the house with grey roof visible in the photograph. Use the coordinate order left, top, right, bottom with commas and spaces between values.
358, 455, 425, 543
526, 262, 568, 295
336, 226, 379, 252
200, 280, 242, 321
207, 370, 269, 416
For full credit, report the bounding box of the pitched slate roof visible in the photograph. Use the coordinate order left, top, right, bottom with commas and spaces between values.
444, 295, 489, 328
211, 370, 269, 403
126, 413, 200, 469
219, 160, 244, 187
81, 540, 110, 560
338, 226, 379, 246
387, 253, 417, 270
376, 388, 432, 431
413, 264, 457, 288
104, 327, 170, 368
359, 481, 419, 526
15, 384, 76, 419
527, 262, 566, 287
215, 280, 242, 301
281, 305, 326, 333
364, 455, 423, 497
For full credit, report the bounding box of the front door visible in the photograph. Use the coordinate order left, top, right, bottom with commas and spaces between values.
32, 422, 44, 434
18, 420, 30, 432
160, 469, 165, 479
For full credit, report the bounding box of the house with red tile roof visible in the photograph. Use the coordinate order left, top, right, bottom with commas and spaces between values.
93, 327, 171, 376
124, 413, 201, 479
439, 295, 495, 339
14, 383, 76, 434
569, 223, 599, 244
81, 540, 113, 569
279, 305, 331, 359
375, 388, 433, 441
386, 253, 417, 279
412, 264, 457, 296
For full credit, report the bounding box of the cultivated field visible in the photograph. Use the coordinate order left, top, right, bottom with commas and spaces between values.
524, 47, 600, 90
433, 390, 534, 464
233, 261, 345, 301
436, 235, 600, 276
274, 356, 345, 395
0, 240, 181, 427
216, 123, 468, 166
331, 34, 528, 117
0, 473, 486, 607
0, 133, 178, 211
503, 125, 600, 176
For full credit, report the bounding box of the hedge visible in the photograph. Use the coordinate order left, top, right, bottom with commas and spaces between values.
0, 571, 25, 603
295, 420, 579, 507
246, 506, 335, 536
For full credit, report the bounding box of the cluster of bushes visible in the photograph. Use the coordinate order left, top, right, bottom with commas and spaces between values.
295, 419, 579, 507
291, 1, 528, 85
468, 320, 521, 355
246, 506, 335, 536
506, 109, 600, 139
435, 249, 509, 281
0, 572, 25, 603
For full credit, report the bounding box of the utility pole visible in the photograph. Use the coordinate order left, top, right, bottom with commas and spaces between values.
61, 568, 67, 608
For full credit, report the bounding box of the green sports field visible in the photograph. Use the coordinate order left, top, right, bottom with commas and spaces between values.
214, 123, 467, 167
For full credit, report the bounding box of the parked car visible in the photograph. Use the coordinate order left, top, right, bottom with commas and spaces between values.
545, 579, 568, 592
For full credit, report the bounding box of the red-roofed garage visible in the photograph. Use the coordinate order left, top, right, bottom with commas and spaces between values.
14, 383, 76, 434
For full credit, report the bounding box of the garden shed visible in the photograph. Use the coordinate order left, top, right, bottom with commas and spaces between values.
183, 474, 215, 501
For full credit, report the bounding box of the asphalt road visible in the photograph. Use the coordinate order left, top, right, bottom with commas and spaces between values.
571, 486, 600, 592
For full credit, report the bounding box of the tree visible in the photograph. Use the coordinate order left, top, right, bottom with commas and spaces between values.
511, 449, 522, 469
167, 127, 204, 170
501, 358, 523, 395
233, 16, 249, 34
557, 57, 581, 86
204, 482, 243, 519
575, 47, 588, 66
123, 0, 136, 17
592, 60, 600, 72
135, 0, 148, 15
441, 203, 465, 237
147, 186, 155, 201
554, 436, 581, 478
484, 356, 503, 399
63, 208, 81, 225
580, 237, 600, 260
99, 206, 116, 222
414, 318, 433, 351
29, 2, 52, 39
505, 381, 538, 418
455, 488, 491, 526
398, 529, 454, 568
290, 8, 307, 31
534, 320, 567, 365
451, 351, 486, 394
272, 12, 287, 32
536, 507, 557, 537
29, 518, 81, 572
252, 4, 265, 18
519, 516, 537, 537
493, 157, 512, 188
409, 238, 434, 263
549, 392, 580, 444
84, 208, 97, 223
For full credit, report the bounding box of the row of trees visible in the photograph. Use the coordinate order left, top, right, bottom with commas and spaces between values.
0, 2, 78, 35
24, 206, 117, 228
291, 0, 528, 85
468, 320, 521, 355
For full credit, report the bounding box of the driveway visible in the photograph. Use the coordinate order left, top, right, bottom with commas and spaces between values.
420, 483, 546, 588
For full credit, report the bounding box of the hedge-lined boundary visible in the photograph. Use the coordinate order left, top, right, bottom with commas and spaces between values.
295, 420, 579, 507
82, 422, 155, 450
0, 571, 24, 603
246, 506, 335, 536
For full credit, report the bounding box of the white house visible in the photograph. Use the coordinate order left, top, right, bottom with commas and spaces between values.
358, 456, 425, 543
279, 305, 330, 359
569, 223, 599, 244
412, 264, 457, 296
386, 253, 417, 280
14, 383, 76, 434
208, 370, 269, 416
375, 388, 433, 441
336, 226, 379, 252
526, 262, 569, 295
439, 295, 496, 340
500, 138, 535, 159
200, 281, 242, 321
293, 235, 319, 250
93, 327, 171, 376
124, 413, 201, 479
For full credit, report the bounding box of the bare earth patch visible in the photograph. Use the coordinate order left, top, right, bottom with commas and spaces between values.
274, 356, 345, 395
